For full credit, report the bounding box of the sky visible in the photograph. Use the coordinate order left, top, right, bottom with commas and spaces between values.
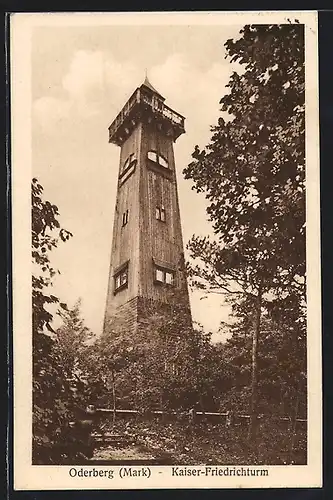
31, 23, 244, 342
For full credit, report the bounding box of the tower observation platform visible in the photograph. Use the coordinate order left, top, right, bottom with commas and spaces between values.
108, 77, 185, 147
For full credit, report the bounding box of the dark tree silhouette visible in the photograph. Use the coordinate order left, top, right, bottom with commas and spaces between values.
183, 24, 305, 439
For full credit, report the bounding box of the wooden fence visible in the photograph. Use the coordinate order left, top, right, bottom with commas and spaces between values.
95, 408, 306, 426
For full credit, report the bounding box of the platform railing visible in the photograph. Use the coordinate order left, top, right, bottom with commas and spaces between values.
109, 89, 185, 139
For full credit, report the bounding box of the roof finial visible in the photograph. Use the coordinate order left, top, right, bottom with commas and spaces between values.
141, 71, 165, 101
144, 67, 150, 87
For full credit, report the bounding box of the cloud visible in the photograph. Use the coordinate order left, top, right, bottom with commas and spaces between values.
62, 49, 142, 100
33, 96, 71, 130
150, 53, 232, 146
33, 49, 235, 137
151, 53, 188, 92
33, 50, 144, 128
62, 50, 105, 98
104, 57, 141, 95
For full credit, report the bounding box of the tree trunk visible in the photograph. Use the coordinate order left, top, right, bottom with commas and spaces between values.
248, 291, 262, 441
288, 381, 300, 464
194, 343, 200, 411
111, 370, 116, 425
160, 393, 165, 423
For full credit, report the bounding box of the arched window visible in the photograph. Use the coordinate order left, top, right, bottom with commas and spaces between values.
148, 151, 158, 162
120, 154, 137, 185
123, 155, 131, 171
147, 150, 169, 169
159, 155, 168, 169
122, 153, 137, 173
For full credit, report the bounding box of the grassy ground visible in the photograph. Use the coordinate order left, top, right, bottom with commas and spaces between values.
95, 418, 307, 466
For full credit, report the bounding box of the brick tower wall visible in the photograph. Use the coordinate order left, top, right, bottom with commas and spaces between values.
103, 293, 192, 339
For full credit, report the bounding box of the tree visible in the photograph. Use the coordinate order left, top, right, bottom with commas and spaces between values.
55, 299, 95, 383
183, 23, 305, 438
32, 178, 72, 336
220, 298, 306, 415
32, 178, 75, 463
116, 295, 229, 414
83, 330, 140, 422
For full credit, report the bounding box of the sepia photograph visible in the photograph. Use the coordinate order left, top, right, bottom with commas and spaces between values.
11, 11, 321, 490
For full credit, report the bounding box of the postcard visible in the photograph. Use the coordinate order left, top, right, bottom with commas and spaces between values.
10, 10, 321, 490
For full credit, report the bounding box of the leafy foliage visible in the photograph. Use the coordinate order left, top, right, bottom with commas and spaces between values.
32, 178, 77, 464
32, 178, 72, 335
55, 299, 95, 383
183, 24, 306, 436
83, 332, 140, 413
105, 299, 231, 413
184, 23, 305, 300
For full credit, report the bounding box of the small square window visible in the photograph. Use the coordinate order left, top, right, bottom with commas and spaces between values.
120, 270, 127, 285
154, 265, 175, 286
114, 264, 129, 292
165, 271, 174, 285
155, 268, 164, 282
156, 206, 166, 222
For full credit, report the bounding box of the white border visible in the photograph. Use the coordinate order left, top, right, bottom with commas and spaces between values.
11, 11, 321, 490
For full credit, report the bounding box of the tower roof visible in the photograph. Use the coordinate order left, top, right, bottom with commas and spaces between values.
140, 76, 165, 101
